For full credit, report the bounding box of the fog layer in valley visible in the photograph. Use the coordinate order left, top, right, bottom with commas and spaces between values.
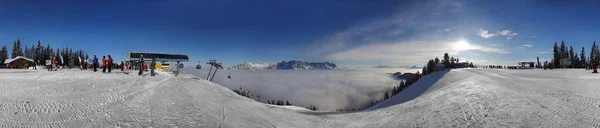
183, 67, 421, 110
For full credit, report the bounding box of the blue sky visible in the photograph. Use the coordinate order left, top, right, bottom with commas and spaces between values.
1, 0, 600, 67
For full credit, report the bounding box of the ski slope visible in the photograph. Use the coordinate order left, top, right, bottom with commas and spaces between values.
1, 68, 600, 127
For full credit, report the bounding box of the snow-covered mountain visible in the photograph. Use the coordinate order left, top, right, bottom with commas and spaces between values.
229, 60, 337, 70
228, 62, 274, 70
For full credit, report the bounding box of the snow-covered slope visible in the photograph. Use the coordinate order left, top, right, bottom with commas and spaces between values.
229, 60, 337, 70
0, 69, 319, 127
3, 68, 600, 127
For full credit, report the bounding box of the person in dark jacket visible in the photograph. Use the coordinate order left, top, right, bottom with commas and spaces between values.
120, 61, 124, 71
150, 57, 156, 76
93, 55, 99, 72
108, 55, 113, 73
138, 55, 144, 76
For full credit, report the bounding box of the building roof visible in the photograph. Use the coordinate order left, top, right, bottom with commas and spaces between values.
4, 56, 34, 64
128, 52, 189, 62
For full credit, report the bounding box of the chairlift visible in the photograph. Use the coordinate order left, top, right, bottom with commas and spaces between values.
196, 61, 201, 70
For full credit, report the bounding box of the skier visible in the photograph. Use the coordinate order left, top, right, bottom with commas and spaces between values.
120, 61, 124, 71
52, 57, 57, 71
93, 55, 99, 72
33, 60, 37, 70
59, 55, 64, 69
108, 55, 113, 73
138, 55, 144, 76
79, 56, 83, 70
46, 59, 51, 71
102, 56, 107, 73
150, 57, 156, 76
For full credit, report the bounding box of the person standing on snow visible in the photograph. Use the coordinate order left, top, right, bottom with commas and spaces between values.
33, 60, 37, 70
108, 55, 113, 73
138, 55, 144, 76
78, 56, 83, 70
102, 56, 107, 73
150, 57, 156, 76
93, 55, 99, 72
120, 61, 125, 71
52, 57, 57, 71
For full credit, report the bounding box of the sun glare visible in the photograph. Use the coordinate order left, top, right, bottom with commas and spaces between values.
454, 40, 471, 51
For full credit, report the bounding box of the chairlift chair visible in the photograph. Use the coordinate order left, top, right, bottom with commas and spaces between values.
196, 61, 201, 70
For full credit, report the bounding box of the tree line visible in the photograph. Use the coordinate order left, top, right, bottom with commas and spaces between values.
548, 41, 595, 68
0, 39, 89, 68
232, 86, 319, 111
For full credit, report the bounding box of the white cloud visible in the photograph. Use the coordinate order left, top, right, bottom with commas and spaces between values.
523, 44, 532, 47
444, 28, 451, 32
477, 29, 496, 38
498, 30, 519, 39
323, 40, 509, 65
478, 29, 519, 39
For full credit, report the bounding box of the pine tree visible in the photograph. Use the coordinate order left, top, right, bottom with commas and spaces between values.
560, 41, 566, 60
12, 40, 22, 58
443, 53, 450, 67
24, 45, 29, 58
384, 92, 389, 100
569, 46, 574, 61
422, 66, 427, 76
36, 40, 42, 61
0, 45, 7, 65
595, 41, 600, 63
286, 100, 291, 105
574, 54, 580, 68
581, 47, 586, 66
434, 57, 440, 64
427, 59, 434, 74
399, 81, 406, 91
553, 42, 559, 67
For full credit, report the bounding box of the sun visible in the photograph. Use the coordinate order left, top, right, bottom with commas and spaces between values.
454, 40, 472, 51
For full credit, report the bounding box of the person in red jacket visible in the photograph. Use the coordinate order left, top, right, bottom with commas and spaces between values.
52, 57, 57, 71
108, 55, 113, 73
102, 56, 107, 73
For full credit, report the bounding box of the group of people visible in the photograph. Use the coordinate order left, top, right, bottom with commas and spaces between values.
89, 55, 115, 73
45, 57, 58, 71
136, 55, 157, 76
32, 54, 162, 76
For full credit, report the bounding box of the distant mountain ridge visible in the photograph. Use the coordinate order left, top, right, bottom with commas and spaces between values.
373, 65, 422, 69
373, 65, 393, 68
229, 60, 337, 70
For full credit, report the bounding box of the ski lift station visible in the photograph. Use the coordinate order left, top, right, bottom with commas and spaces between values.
126, 52, 189, 71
